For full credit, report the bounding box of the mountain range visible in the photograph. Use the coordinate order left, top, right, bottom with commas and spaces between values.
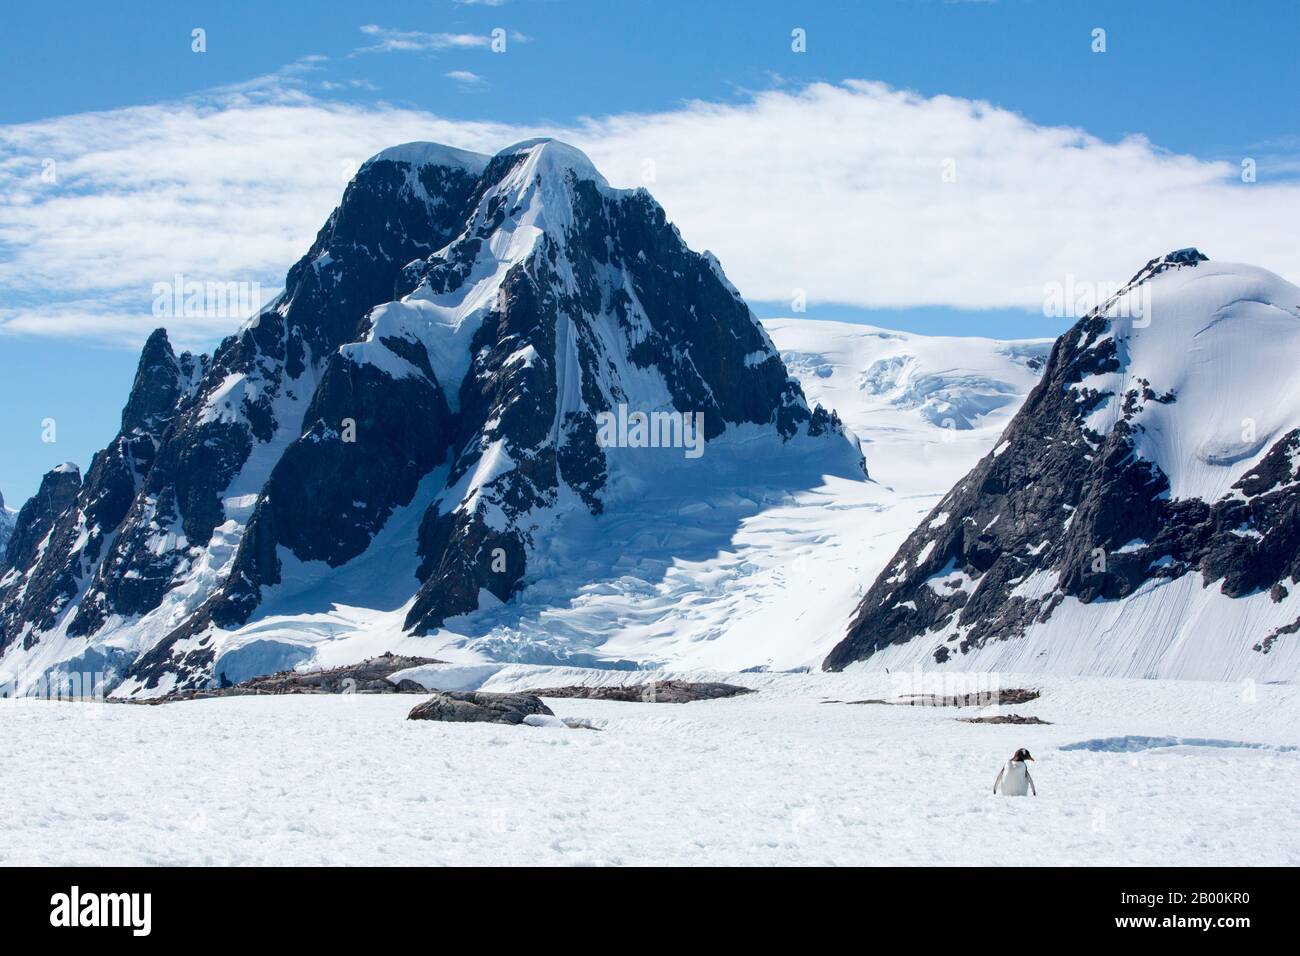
2, 140, 1297, 695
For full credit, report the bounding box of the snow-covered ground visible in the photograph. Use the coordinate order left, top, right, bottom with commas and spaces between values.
3, 665, 1296, 865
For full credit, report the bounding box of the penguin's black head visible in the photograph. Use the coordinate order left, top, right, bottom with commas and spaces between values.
1012, 748, 1034, 762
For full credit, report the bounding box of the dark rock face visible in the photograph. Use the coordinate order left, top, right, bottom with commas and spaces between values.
0, 466, 87, 649
1, 467, 81, 578
407, 690, 554, 724
0, 148, 489, 690
0, 328, 192, 650
0, 139, 861, 696
825, 249, 1300, 672
3, 151, 478, 666
0, 493, 13, 561
211, 351, 455, 625
522, 680, 756, 703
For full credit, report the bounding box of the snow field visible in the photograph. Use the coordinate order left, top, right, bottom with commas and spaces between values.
2, 668, 1295, 866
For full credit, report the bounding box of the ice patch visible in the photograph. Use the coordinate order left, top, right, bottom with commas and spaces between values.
1060, 735, 1299, 754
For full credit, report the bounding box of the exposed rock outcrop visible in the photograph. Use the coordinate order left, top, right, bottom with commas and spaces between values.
523, 680, 755, 703
136, 653, 446, 703
407, 690, 554, 724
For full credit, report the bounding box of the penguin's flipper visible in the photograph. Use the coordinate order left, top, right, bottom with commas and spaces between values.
993, 766, 1004, 794
1026, 769, 1037, 796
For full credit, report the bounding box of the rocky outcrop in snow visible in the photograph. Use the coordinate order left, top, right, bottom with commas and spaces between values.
136, 652, 446, 703
521, 680, 755, 702
407, 690, 554, 724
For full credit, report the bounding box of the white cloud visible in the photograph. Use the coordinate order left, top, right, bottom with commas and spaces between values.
445, 70, 485, 86
1, 77, 1297, 349
569, 81, 1300, 311
0, 86, 517, 348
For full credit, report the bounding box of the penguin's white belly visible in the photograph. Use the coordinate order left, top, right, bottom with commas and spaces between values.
998, 761, 1033, 796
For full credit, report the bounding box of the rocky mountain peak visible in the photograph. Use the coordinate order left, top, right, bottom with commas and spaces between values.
120, 328, 182, 435
0, 138, 863, 697
361, 141, 490, 175
1115, 246, 1209, 299
0, 464, 81, 579
1162, 246, 1208, 265
494, 137, 610, 189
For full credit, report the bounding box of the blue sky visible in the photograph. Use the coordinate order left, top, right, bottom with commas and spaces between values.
2, 0, 1299, 502
5, 0, 1297, 151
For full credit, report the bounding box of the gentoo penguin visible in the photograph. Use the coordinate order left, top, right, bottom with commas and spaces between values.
993, 748, 1037, 796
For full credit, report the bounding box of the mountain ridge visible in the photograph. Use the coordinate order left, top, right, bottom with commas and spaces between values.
825, 250, 1300, 681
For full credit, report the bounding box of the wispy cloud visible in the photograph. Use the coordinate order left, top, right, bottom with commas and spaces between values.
0, 82, 517, 348
206, 53, 329, 98
320, 78, 380, 92
1, 77, 1297, 349
353, 24, 494, 55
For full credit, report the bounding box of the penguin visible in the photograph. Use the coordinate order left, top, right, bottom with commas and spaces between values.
993, 748, 1037, 796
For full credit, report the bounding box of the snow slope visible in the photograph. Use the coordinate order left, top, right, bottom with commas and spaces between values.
860, 569, 1300, 681
765, 319, 1050, 498
1076, 259, 1300, 501
3, 668, 1296, 865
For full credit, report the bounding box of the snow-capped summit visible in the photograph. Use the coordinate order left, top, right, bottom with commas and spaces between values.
495, 137, 610, 189
361, 141, 490, 174
826, 250, 1300, 682
0, 139, 862, 697
1069, 249, 1300, 500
